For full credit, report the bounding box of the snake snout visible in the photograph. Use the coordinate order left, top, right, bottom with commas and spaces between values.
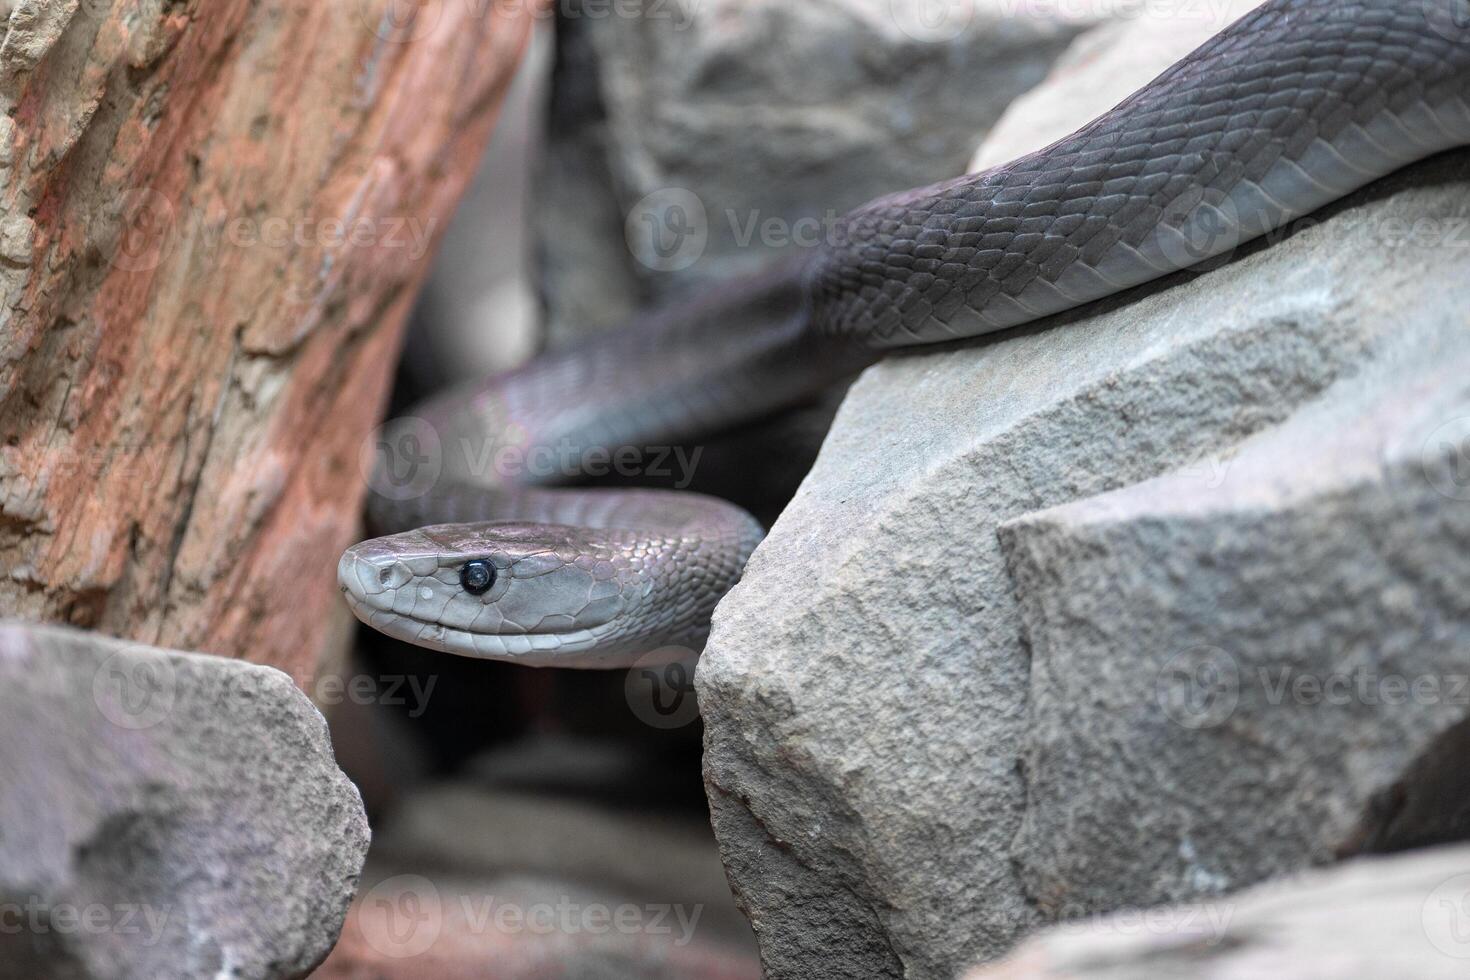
338, 523, 636, 662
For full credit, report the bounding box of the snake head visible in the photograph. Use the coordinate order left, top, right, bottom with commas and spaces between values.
338, 522, 638, 665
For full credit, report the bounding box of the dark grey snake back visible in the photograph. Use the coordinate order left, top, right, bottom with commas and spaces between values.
811, 0, 1470, 347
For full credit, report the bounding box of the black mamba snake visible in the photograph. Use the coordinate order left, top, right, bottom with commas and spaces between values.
339, 0, 1470, 667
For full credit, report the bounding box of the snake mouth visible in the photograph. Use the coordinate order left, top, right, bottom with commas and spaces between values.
339, 584, 619, 665
337, 540, 630, 666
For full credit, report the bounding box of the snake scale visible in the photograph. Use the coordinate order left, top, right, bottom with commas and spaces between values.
340, 0, 1470, 667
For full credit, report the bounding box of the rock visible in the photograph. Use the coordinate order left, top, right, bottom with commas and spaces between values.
1000, 309, 1470, 915
536, 0, 1120, 344
0, 622, 369, 979
316, 780, 759, 979
968, 0, 1265, 172
966, 844, 1470, 979
697, 93, 1470, 980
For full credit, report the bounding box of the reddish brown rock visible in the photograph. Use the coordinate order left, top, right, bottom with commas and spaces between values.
0, 0, 537, 684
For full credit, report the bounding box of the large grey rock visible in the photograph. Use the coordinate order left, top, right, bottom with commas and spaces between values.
697, 129, 1470, 980
966, 844, 1470, 979
1001, 316, 1470, 916
0, 623, 369, 980
536, 0, 1119, 345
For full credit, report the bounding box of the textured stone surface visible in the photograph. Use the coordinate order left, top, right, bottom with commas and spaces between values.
536, 0, 1118, 345
698, 114, 1470, 980
0, 0, 534, 683
0, 622, 369, 979
1002, 314, 1470, 915
316, 780, 758, 979
967, 845, 1470, 979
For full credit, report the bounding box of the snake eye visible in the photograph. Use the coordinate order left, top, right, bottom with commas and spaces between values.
460, 560, 496, 596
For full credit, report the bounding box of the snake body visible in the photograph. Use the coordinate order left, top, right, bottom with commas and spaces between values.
340, 0, 1470, 666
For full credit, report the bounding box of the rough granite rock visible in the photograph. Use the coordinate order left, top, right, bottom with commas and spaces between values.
1001, 311, 1470, 915
967, 844, 1470, 979
0, 622, 369, 980
536, 0, 1122, 344
697, 132, 1470, 980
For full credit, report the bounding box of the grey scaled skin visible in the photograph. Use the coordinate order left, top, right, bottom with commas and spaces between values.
341, 0, 1470, 667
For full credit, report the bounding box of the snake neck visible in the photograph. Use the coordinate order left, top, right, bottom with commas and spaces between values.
412, 255, 875, 492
